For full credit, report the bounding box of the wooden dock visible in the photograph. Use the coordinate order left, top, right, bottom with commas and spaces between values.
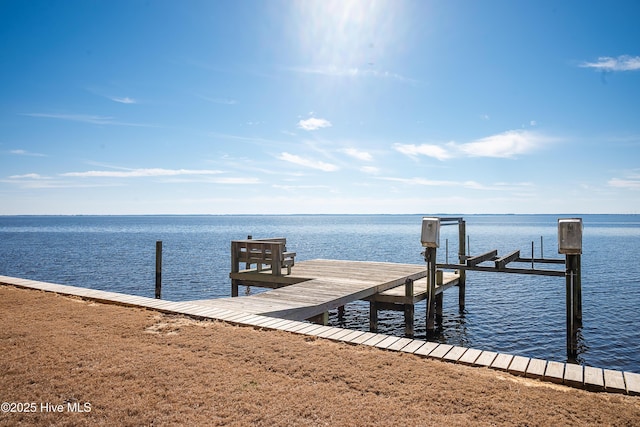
1, 274, 639, 396
192, 259, 459, 328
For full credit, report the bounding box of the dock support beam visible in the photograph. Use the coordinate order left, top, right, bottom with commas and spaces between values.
458, 220, 466, 311
369, 301, 378, 332
565, 254, 582, 360
425, 247, 437, 335
155, 241, 162, 299
404, 278, 414, 337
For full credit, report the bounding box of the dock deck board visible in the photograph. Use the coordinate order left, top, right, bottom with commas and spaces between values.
194, 259, 429, 321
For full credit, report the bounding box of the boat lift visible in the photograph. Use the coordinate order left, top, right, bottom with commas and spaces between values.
421, 217, 583, 360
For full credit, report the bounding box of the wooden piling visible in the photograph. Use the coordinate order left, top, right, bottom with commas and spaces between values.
458, 220, 466, 311
566, 254, 579, 359
574, 254, 582, 327
425, 247, 437, 335
369, 301, 378, 332
155, 241, 162, 299
404, 278, 414, 337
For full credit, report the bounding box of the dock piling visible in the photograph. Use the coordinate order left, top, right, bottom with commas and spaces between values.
155, 241, 162, 299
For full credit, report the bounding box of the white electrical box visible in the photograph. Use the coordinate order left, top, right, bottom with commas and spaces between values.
558, 218, 583, 254
421, 217, 440, 248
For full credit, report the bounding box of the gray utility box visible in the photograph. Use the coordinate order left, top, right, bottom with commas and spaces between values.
558, 218, 583, 254
421, 217, 440, 248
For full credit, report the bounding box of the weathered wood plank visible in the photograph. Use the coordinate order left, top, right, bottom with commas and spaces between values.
466, 249, 498, 266
544, 361, 565, 384
326, 328, 355, 341
374, 336, 401, 349
442, 346, 467, 362
400, 340, 427, 354
623, 371, 640, 396
603, 369, 626, 393
414, 341, 439, 357
336, 330, 367, 343
494, 250, 520, 270
563, 363, 583, 388
360, 334, 389, 347
490, 353, 514, 371
386, 337, 414, 351
474, 351, 498, 367
349, 332, 378, 345
525, 358, 547, 379
507, 355, 530, 376
584, 366, 605, 392
457, 348, 482, 366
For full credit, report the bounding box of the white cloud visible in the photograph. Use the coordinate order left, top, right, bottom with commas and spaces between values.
61, 168, 223, 178
10, 149, 46, 157
22, 113, 154, 127
341, 148, 373, 161
457, 130, 544, 158
8, 173, 48, 179
297, 117, 332, 131
277, 152, 338, 172
580, 55, 640, 72
396, 130, 548, 160
360, 166, 379, 174
196, 95, 238, 105
608, 176, 640, 189
380, 176, 533, 191
111, 96, 136, 104
213, 177, 260, 184
393, 143, 452, 161
288, 66, 416, 83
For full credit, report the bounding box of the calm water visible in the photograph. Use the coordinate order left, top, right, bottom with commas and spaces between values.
1, 214, 639, 372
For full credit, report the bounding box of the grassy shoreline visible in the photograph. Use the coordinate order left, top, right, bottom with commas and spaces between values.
1, 285, 639, 426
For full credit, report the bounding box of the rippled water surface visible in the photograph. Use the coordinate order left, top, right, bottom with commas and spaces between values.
1, 214, 638, 372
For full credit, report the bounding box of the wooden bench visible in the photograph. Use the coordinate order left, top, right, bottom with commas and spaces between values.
231, 238, 296, 276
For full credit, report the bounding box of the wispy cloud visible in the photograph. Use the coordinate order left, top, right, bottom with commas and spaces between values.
394, 130, 549, 160
608, 171, 640, 189
380, 176, 533, 191
8, 173, 48, 180
22, 113, 155, 127
457, 130, 544, 158
111, 96, 137, 104
580, 55, 640, 72
10, 149, 46, 157
288, 66, 417, 83
60, 168, 223, 178
360, 166, 380, 174
277, 152, 338, 172
196, 94, 238, 105
341, 148, 373, 161
298, 117, 332, 131
393, 143, 453, 161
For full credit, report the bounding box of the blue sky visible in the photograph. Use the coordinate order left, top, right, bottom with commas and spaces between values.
1, 0, 639, 215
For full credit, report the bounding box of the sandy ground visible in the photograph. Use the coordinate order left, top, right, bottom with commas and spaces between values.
1, 285, 639, 426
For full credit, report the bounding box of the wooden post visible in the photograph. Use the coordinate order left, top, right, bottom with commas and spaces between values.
425, 247, 437, 335
574, 254, 582, 327
404, 278, 414, 337
370, 300, 378, 332
435, 270, 443, 323
458, 220, 466, 311
155, 241, 162, 299
566, 254, 579, 360
338, 305, 345, 319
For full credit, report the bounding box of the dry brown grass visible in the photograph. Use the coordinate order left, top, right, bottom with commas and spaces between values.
1, 284, 639, 426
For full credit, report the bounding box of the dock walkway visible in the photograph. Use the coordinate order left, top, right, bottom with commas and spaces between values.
191, 259, 433, 321
1, 274, 639, 396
